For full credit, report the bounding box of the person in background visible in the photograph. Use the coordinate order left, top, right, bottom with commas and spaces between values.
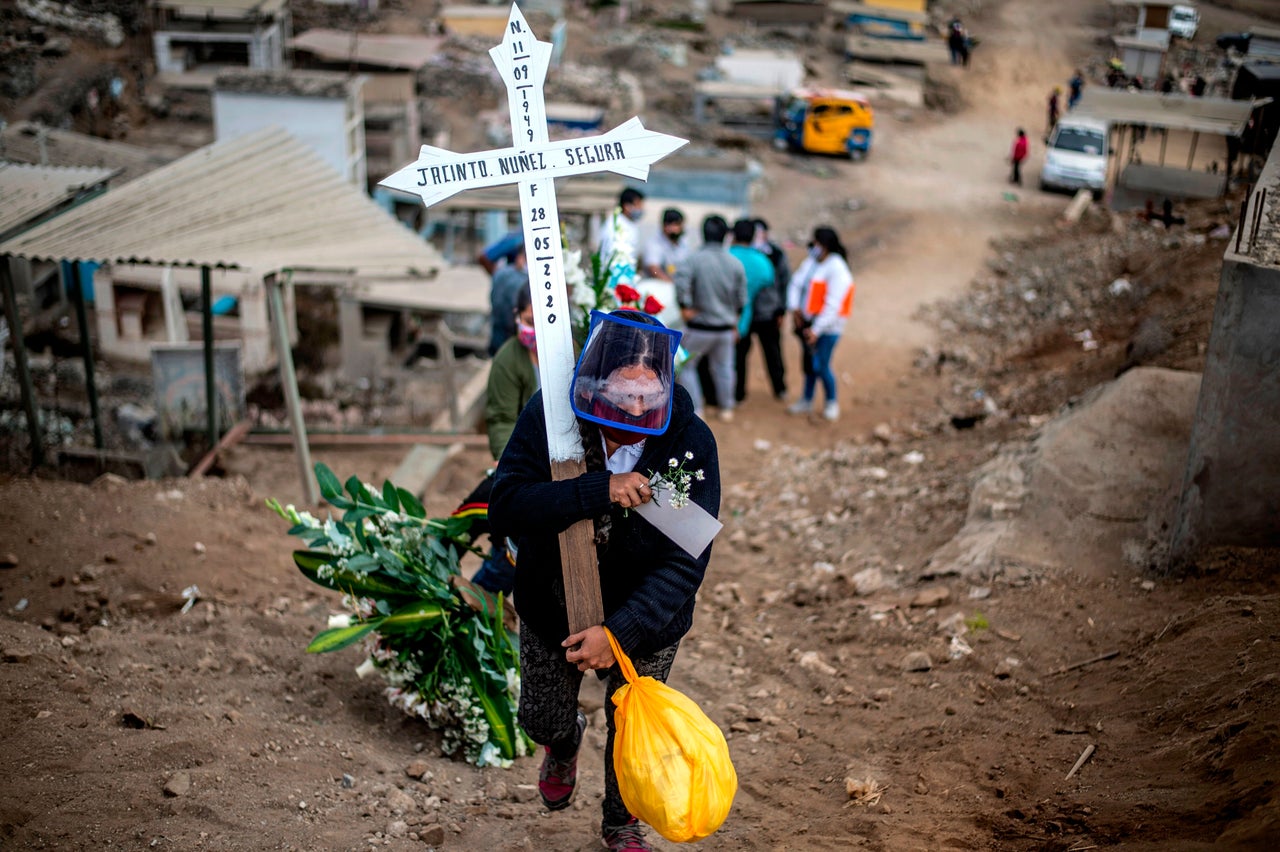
786, 226, 855, 422
752, 217, 791, 401
1010, 128, 1029, 186
948, 18, 968, 66
1046, 87, 1062, 140
486, 284, 539, 462
457, 284, 540, 597
674, 215, 747, 422
641, 207, 688, 282
490, 309, 720, 852
476, 229, 525, 275
1068, 69, 1085, 110
598, 187, 645, 266
488, 242, 528, 356
729, 218, 784, 403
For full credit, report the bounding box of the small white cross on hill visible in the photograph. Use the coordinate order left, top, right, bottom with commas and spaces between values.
379, 4, 687, 631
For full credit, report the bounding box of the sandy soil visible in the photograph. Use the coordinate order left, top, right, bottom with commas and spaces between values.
3, 1, 1280, 850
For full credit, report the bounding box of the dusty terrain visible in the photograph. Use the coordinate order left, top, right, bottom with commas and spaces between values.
4, 0, 1280, 850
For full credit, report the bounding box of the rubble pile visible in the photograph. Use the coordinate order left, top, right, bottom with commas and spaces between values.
919, 205, 1229, 373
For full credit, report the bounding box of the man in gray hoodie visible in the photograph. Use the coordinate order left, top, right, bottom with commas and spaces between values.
674, 215, 747, 422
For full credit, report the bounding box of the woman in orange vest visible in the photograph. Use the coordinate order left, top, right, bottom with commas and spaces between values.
786, 226, 855, 422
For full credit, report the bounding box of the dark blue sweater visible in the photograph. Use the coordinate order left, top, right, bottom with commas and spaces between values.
489, 386, 720, 657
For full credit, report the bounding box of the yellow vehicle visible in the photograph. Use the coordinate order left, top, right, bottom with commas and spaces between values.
774, 88, 875, 160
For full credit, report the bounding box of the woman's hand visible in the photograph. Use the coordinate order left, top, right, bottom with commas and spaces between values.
563, 626, 616, 672
609, 472, 653, 509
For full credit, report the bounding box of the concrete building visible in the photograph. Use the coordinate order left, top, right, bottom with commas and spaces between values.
289, 29, 444, 183
1169, 140, 1280, 564
213, 69, 368, 189
150, 0, 291, 76
1109, 0, 1181, 41
1112, 32, 1168, 83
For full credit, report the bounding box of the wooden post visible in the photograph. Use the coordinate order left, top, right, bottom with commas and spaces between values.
0, 256, 45, 467
378, 4, 685, 634
201, 265, 218, 447
68, 261, 104, 449
266, 272, 318, 505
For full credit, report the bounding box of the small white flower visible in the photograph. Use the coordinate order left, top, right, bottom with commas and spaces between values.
328, 613, 352, 629
669, 458, 678, 468
685, 451, 694, 460
355, 657, 377, 679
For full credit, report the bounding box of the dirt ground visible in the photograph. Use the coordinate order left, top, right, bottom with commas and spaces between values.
4, 0, 1280, 850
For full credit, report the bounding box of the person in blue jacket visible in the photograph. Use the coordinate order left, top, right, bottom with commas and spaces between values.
489, 309, 720, 852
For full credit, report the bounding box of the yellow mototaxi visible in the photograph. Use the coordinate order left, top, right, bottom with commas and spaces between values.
774, 88, 875, 160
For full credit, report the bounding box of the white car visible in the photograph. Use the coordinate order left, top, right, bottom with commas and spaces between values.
1169, 4, 1199, 40
1040, 117, 1111, 199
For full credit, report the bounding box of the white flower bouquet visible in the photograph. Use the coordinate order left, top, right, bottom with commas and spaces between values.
268, 464, 532, 767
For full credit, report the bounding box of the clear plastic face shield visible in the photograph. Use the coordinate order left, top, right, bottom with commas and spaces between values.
571, 310, 682, 435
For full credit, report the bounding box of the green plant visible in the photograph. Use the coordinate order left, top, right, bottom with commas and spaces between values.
964, 612, 990, 633
268, 464, 532, 767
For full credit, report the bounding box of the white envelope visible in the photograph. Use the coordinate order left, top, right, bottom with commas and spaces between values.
633, 490, 723, 558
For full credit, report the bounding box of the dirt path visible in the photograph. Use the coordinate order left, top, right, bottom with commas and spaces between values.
713, 0, 1096, 469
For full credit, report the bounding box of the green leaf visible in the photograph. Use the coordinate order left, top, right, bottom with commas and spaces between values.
344, 507, 376, 525
345, 475, 373, 506
456, 642, 519, 759
379, 600, 446, 635
315, 464, 343, 501
292, 550, 409, 598
305, 620, 380, 653
382, 481, 401, 513
397, 488, 425, 519
265, 497, 288, 520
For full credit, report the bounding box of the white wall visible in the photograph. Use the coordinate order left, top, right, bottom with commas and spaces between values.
214, 92, 358, 186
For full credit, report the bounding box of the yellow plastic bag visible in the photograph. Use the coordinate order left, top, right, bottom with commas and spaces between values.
606, 628, 737, 842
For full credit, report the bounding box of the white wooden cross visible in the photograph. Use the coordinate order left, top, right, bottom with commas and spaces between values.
379, 3, 687, 632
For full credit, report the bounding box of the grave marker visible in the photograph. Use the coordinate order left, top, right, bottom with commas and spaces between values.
379, 4, 686, 631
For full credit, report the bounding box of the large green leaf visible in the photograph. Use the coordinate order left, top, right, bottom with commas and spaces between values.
315, 464, 343, 501
397, 488, 425, 519
379, 600, 446, 635
381, 480, 401, 513
306, 620, 379, 653
292, 550, 409, 598
456, 640, 519, 759
344, 475, 374, 506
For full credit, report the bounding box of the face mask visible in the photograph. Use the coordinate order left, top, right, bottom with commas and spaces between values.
625, 207, 644, 222
517, 321, 536, 350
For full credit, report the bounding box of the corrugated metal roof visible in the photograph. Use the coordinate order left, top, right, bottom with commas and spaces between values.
0, 161, 116, 243
290, 29, 443, 71
1075, 89, 1267, 136
0, 121, 172, 185
0, 126, 446, 278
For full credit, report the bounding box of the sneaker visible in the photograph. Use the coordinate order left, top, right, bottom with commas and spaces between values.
717, 409, 735, 422
539, 711, 586, 811
601, 817, 652, 851
787, 399, 812, 415
822, 400, 840, 421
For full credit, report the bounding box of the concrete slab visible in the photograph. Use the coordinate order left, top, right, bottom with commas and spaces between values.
390, 443, 458, 498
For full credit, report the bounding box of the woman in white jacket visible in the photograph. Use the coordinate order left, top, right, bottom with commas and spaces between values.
786, 227, 855, 421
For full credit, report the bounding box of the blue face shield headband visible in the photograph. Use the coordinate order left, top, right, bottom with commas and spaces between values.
570, 310, 683, 436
